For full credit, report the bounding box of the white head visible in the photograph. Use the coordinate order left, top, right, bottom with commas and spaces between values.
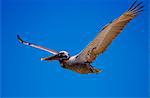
58, 51, 70, 60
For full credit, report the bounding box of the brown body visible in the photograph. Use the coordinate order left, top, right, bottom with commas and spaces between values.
61, 62, 100, 74
59, 56, 101, 74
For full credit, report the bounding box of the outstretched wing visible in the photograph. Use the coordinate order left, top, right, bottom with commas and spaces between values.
75, 1, 144, 63
17, 35, 58, 55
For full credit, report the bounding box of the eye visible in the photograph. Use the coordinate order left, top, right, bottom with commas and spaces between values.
62, 55, 69, 59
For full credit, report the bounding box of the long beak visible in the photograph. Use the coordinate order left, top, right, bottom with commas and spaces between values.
41, 54, 60, 61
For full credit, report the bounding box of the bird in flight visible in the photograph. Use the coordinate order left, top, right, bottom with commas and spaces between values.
17, 1, 143, 74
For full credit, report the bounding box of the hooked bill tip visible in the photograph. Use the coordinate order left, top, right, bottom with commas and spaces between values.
41, 58, 44, 61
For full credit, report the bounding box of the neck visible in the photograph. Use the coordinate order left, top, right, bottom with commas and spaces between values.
59, 59, 68, 68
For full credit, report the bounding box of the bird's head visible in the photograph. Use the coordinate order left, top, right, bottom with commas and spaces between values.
41, 51, 70, 62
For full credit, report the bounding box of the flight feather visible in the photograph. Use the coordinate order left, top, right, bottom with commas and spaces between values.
74, 1, 144, 63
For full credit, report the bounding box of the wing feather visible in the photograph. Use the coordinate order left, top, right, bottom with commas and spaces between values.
17, 35, 58, 55
75, 1, 144, 63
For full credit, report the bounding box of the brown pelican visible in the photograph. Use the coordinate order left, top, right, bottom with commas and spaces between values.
17, 1, 143, 74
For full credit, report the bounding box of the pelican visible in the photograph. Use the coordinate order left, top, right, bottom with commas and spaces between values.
17, 1, 143, 74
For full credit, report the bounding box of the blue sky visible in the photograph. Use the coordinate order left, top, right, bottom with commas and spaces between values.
1, 0, 149, 97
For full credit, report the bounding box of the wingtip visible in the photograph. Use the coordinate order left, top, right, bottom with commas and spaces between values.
17, 34, 20, 39
127, 0, 144, 16
17, 34, 23, 43
128, 0, 137, 11
128, 0, 144, 12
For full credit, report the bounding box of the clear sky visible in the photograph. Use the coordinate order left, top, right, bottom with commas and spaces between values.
1, 0, 149, 97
